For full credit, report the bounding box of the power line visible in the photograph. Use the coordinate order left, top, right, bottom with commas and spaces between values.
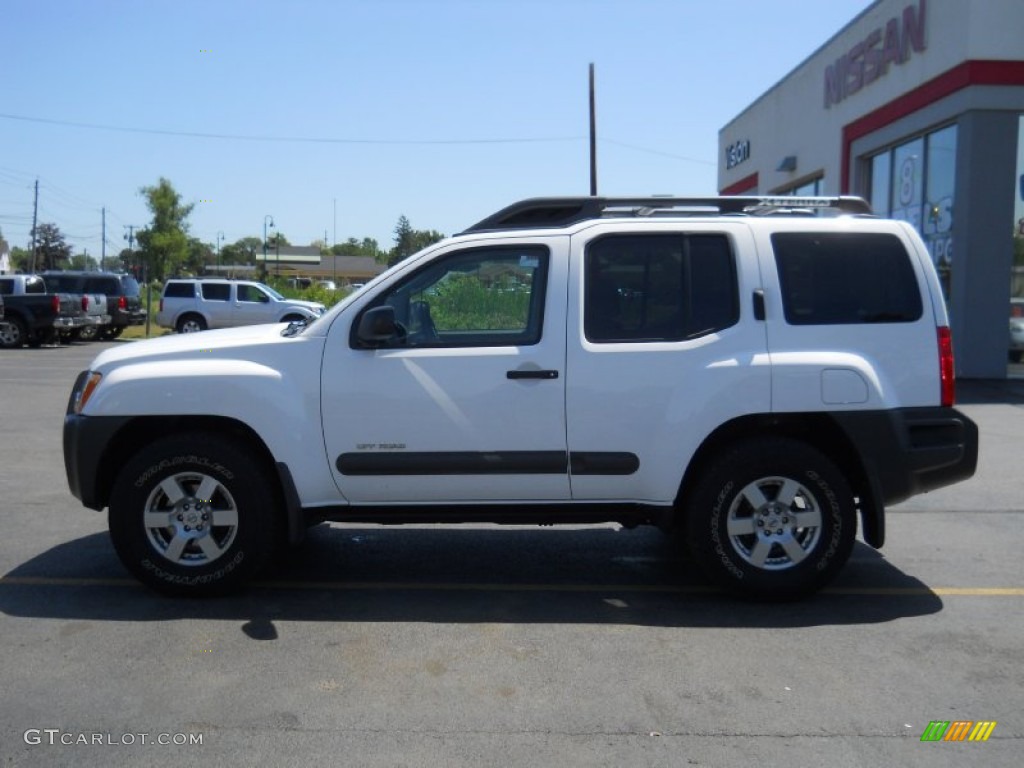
601, 137, 715, 166
0, 112, 583, 146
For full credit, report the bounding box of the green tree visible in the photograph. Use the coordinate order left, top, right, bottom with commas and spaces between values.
221, 237, 262, 266
331, 236, 383, 262
115, 247, 136, 274
135, 178, 194, 282
34, 222, 72, 271
185, 237, 214, 275
10, 246, 31, 272
70, 252, 99, 271
388, 215, 444, 267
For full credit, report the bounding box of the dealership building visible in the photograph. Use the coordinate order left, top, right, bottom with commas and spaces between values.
719, 0, 1024, 378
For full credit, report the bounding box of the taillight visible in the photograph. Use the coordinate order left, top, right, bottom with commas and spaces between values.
82, 295, 89, 311
51, 295, 60, 313
938, 326, 955, 407
118, 296, 127, 310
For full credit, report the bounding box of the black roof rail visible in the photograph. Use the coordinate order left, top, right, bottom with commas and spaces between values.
460, 195, 873, 233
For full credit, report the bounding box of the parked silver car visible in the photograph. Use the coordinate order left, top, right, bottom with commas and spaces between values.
1011, 297, 1024, 363
156, 279, 325, 333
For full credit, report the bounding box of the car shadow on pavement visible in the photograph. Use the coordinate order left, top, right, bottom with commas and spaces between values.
0, 526, 942, 630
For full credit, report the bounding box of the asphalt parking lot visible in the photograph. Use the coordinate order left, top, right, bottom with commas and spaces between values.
0, 341, 1021, 767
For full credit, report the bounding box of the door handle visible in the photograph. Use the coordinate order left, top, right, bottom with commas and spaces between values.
506, 369, 559, 380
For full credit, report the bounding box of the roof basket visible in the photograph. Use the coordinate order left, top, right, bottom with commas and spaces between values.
461, 195, 873, 233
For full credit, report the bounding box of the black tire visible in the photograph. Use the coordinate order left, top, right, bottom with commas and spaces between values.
0, 319, 25, 349
108, 433, 282, 596
78, 324, 99, 341
684, 437, 856, 601
99, 326, 124, 340
176, 314, 207, 333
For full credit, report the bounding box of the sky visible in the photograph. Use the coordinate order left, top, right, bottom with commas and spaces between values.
0, 0, 873, 261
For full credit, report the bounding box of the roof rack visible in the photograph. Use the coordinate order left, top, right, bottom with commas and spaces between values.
460, 195, 873, 233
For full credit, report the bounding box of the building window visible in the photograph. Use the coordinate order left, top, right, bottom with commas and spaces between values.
1011, 115, 1024, 370
868, 124, 957, 298
779, 178, 823, 196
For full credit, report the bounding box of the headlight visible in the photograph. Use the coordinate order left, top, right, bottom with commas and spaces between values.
72, 372, 102, 415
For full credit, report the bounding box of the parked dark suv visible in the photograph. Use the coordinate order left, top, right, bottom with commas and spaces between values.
41, 271, 146, 339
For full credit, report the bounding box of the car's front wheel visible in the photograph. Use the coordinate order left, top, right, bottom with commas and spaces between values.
685, 437, 856, 601
108, 433, 281, 596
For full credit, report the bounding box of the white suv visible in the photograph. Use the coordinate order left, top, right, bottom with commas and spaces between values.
156, 278, 325, 332
64, 196, 978, 600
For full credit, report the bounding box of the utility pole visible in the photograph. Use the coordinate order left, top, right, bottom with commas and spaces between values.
123, 225, 137, 267
101, 207, 106, 271
29, 179, 39, 272
589, 63, 598, 197
123, 224, 148, 336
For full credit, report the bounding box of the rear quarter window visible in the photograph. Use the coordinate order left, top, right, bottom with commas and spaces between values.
119, 276, 141, 296
771, 232, 923, 325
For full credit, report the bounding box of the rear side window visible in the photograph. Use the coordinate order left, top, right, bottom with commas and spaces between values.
200, 283, 230, 301
163, 282, 195, 298
42, 274, 80, 292
772, 232, 923, 325
84, 277, 120, 294
585, 234, 738, 343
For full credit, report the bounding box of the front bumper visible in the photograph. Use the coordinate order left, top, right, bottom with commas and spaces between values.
64, 372, 131, 510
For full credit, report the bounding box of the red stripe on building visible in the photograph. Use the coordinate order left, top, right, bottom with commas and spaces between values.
720, 172, 759, 195
841, 59, 1024, 192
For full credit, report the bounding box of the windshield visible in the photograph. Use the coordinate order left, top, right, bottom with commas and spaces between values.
258, 283, 285, 300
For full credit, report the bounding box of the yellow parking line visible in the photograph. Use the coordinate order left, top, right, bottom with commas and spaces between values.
0, 576, 140, 587
1, 576, 1023, 596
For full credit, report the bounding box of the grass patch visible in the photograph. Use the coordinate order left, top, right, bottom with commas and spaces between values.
120, 324, 172, 341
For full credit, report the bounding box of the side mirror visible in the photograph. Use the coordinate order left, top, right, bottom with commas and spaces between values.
356, 305, 401, 347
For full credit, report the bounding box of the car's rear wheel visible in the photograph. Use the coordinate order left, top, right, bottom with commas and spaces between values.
685, 437, 856, 601
108, 433, 281, 596
99, 326, 124, 340
176, 314, 207, 333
